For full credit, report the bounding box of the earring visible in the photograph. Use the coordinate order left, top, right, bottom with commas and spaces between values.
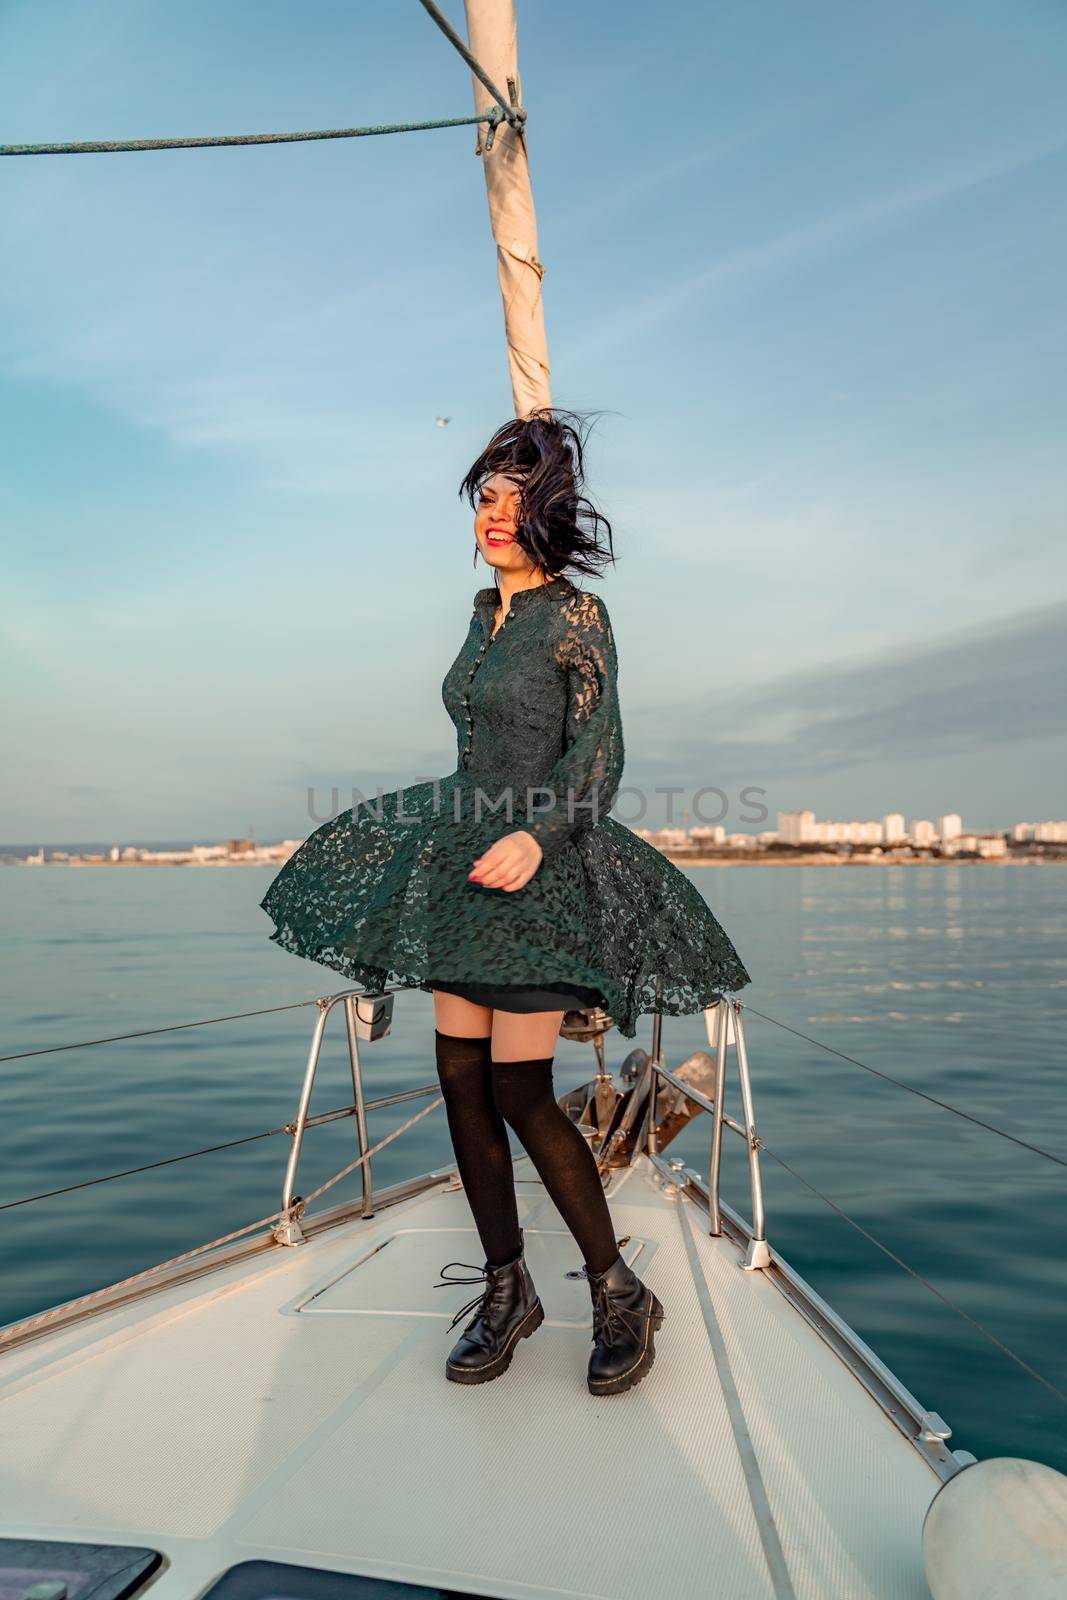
472, 541, 479, 569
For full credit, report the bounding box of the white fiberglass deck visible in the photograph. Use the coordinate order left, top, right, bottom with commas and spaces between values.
0, 1153, 940, 1600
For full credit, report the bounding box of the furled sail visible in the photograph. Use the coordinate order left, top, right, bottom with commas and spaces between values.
463, 0, 551, 417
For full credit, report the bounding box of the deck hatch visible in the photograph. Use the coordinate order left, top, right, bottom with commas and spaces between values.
0, 1539, 162, 1600
294, 1226, 645, 1325
199, 1557, 494, 1600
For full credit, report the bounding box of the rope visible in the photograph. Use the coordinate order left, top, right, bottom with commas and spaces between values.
740, 1003, 1067, 1171
0, 1092, 443, 1347
298, 1099, 441, 1208
0, 996, 328, 1063
0, 112, 504, 159
759, 1141, 1067, 1408
417, 0, 525, 128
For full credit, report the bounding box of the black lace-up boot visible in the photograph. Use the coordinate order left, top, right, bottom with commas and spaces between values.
580, 1252, 665, 1395
434, 1229, 544, 1384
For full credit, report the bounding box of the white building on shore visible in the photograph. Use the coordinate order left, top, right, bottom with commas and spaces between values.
777, 811, 893, 847
776, 810, 979, 849
1013, 820, 1067, 844
777, 811, 815, 845
690, 825, 727, 848
945, 834, 1007, 858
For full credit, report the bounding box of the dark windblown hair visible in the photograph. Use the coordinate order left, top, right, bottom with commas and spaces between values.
459, 408, 615, 581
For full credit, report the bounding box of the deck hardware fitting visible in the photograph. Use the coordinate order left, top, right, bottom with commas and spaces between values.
741, 1237, 773, 1271
272, 1213, 305, 1247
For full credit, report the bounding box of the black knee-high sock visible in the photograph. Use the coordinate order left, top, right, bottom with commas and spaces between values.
491, 1056, 621, 1277
434, 1030, 523, 1269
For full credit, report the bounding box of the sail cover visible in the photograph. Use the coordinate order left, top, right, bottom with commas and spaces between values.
463, 0, 551, 417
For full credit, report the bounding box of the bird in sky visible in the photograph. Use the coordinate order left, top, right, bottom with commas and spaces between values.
435, 416, 451, 427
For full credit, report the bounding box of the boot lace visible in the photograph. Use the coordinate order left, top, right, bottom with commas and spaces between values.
433, 1261, 510, 1332
579, 1265, 652, 1348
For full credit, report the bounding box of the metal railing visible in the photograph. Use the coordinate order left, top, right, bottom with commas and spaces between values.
274, 987, 439, 1245
645, 998, 770, 1270
642, 1000, 1067, 1420
269, 988, 769, 1264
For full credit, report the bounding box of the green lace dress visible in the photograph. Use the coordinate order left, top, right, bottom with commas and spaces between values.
259, 576, 751, 1037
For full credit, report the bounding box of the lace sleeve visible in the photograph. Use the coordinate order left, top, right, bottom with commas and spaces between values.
524, 592, 624, 865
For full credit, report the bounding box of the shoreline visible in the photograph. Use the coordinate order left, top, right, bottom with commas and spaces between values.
668, 853, 1064, 867
5, 852, 1063, 869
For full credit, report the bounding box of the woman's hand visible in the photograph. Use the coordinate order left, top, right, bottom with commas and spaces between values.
469, 830, 543, 892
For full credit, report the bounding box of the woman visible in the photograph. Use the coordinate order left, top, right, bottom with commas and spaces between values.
259, 409, 751, 1396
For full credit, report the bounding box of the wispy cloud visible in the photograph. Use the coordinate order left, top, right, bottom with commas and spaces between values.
570, 132, 1067, 362
548, 117, 788, 233
629, 599, 1067, 783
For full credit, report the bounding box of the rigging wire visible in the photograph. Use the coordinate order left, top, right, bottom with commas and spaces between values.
1, 3, 525, 159
0, 997, 325, 1062
758, 1140, 1067, 1408
740, 1003, 1067, 1171
0, 112, 502, 159
0, 1083, 438, 1212
0, 1125, 288, 1211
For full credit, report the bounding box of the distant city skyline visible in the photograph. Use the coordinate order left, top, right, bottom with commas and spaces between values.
1, 0, 1065, 842
6, 808, 1067, 856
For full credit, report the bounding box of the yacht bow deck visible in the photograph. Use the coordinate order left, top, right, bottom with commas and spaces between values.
0, 1152, 941, 1600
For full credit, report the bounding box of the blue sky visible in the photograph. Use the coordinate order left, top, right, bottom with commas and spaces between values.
1, 0, 1064, 843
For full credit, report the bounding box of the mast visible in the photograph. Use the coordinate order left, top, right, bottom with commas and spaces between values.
462, 0, 551, 418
